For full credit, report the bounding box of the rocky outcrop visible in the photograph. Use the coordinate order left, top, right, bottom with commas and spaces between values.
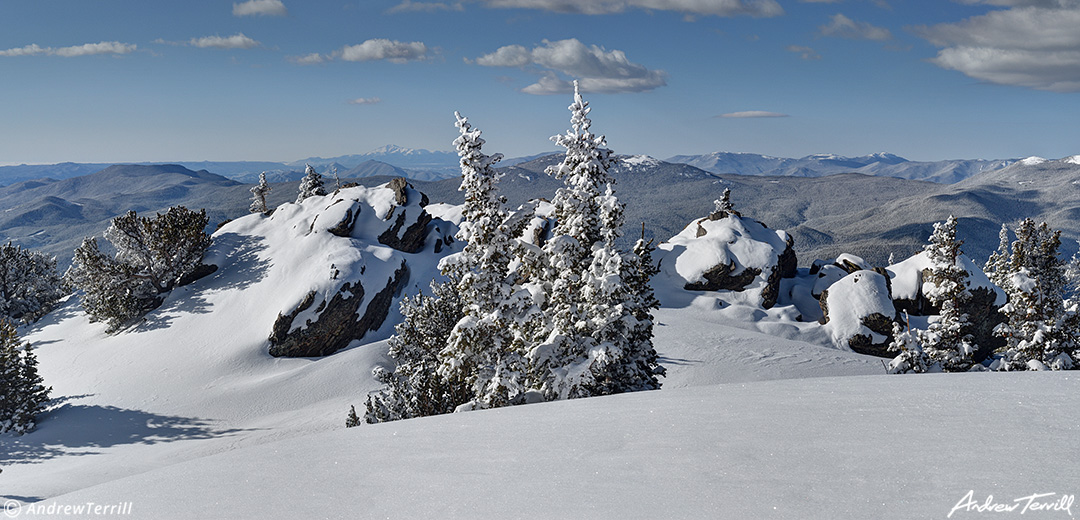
378, 207, 431, 254
269, 261, 409, 357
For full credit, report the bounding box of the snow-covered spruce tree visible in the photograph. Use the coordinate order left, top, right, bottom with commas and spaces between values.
249, 172, 272, 214
988, 219, 1076, 370
296, 164, 326, 203
531, 81, 662, 399
917, 216, 976, 371
984, 223, 1011, 290
887, 316, 929, 374
65, 206, 212, 332
364, 278, 469, 423
436, 112, 540, 410
0, 320, 51, 435
0, 242, 67, 324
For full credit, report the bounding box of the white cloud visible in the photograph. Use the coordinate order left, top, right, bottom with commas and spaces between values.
338, 39, 429, 63
717, 111, 790, 118
190, 34, 260, 49
387, 0, 464, 13
913, 5, 1080, 91
0, 41, 135, 57
472, 38, 666, 94
0, 44, 48, 57
233, 0, 288, 17
819, 13, 893, 40
288, 53, 328, 65
348, 97, 383, 105
786, 44, 822, 60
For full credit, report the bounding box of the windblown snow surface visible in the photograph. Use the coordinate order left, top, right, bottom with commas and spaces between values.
2, 186, 1078, 520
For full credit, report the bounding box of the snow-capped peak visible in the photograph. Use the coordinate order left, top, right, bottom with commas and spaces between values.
1020, 156, 1048, 166
619, 155, 662, 169
365, 144, 431, 156
1064, 155, 1080, 165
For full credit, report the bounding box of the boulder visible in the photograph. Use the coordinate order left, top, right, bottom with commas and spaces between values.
820, 270, 898, 357
660, 212, 796, 309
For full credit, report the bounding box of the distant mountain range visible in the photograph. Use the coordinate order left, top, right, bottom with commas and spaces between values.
0, 147, 1040, 188
664, 151, 1017, 183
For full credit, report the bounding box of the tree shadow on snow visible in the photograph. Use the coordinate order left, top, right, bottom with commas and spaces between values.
135, 232, 270, 332
0, 402, 252, 466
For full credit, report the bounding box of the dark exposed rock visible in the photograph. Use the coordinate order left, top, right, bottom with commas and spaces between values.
268, 261, 410, 357
685, 261, 761, 293
328, 206, 359, 237
387, 177, 429, 207
964, 286, 1006, 362
378, 208, 432, 253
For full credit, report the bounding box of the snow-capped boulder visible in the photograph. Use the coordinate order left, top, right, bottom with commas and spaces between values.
213, 179, 455, 358
819, 270, 898, 357
659, 211, 796, 309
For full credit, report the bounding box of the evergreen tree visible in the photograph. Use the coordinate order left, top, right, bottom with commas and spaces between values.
345, 405, 361, 428
990, 219, 1076, 370
249, 172, 272, 214
0, 320, 51, 435
887, 317, 930, 374
0, 242, 67, 324
712, 188, 739, 218
917, 216, 976, 371
437, 112, 539, 410
531, 81, 663, 399
296, 164, 326, 203
66, 207, 212, 332
365, 279, 469, 423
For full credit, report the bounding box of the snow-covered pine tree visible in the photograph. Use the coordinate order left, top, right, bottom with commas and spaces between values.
712, 188, 740, 218
0, 242, 67, 324
887, 316, 930, 374
364, 278, 468, 423
296, 164, 327, 203
249, 172, 272, 214
436, 112, 539, 410
984, 223, 1011, 289
991, 219, 1076, 370
918, 216, 976, 371
530, 81, 663, 399
65, 207, 213, 332
0, 320, 51, 435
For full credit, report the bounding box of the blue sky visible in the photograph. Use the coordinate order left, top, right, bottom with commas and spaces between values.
0, 0, 1077, 165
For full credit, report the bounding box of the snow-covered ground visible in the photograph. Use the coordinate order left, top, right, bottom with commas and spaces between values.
2, 186, 1077, 519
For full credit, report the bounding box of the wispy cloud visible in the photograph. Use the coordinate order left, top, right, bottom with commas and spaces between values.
819, 13, 893, 40
388, 0, 781, 17
348, 97, 382, 105
471, 38, 666, 94
786, 44, 822, 60
337, 39, 429, 63
912, 4, 1080, 91
387, 0, 464, 13
190, 34, 260, 49
287, 53, 328, 65
0, 41, 136, 57
233, 0, 288, 17
717, 111, 790, 118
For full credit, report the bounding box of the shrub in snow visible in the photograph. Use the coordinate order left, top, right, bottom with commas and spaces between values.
249, 172, 272, 214
65, 206, 213, 332
887, 317, 930, 374
917, 216, 976, 372
296, 164, 327, 203
0, 320, 51, 435
0, 242, 67, 325
985, 219, 1077, 370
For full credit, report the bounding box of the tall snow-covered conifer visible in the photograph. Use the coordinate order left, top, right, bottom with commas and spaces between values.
918, 216, 976, 371
0, 320, 51, 434
531, 81, 662, 399
437, 112, 538, 410
989, 219, 1076, 370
